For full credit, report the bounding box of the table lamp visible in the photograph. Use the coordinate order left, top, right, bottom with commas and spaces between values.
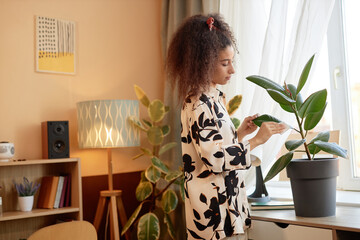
77, 99, 140, 240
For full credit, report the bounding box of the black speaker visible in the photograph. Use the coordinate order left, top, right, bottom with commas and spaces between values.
41, 121, 70, 159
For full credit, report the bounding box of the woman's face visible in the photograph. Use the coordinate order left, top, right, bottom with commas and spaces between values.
211, 45, 235, 87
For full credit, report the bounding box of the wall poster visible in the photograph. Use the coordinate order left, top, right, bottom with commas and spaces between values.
36, 16, 76, 74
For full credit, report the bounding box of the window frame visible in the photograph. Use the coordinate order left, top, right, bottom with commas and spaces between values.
326, 0, 360, 190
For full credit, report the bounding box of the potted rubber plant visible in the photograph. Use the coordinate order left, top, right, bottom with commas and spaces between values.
246, 54, 347, 217
13, 177, 40, 211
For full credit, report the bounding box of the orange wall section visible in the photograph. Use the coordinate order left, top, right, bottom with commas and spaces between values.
0, 0, 165, 176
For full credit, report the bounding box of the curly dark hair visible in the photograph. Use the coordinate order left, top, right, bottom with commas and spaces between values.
166, 13, 237, 101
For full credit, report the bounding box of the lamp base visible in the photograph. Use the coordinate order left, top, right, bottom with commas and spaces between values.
93, 190, 130, 240
248, 166, 270, 203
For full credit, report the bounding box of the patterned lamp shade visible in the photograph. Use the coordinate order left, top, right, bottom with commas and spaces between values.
76, 100, 140, 148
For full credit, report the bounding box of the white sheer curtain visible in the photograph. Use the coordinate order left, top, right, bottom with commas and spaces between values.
219, 0, 335, 186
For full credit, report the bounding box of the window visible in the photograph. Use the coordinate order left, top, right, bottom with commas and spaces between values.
326, 0, 360, 190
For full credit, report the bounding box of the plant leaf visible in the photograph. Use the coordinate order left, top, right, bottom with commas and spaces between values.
264, 151, 294, 182
137, 213, 160, 240
308, 131, 330, 155
147, 126, 164, 146
145, 165, 161, 183
164, 213, 176, 240
121, 202, 144, 236
231, 117, 240, 130
297, 55, 315, 94
267, 89, 296, 105
161, 125, 170, 137
142, 119, 152, 127
246, 75, 285, 92
304, 103, 327, 131
313, 141, 348, 158
280, 84, 302, 113
136, 181, 153, 201
134, 85, 150, 107
140, 147, 153, 157
159, 142, 177, 155
165, 170, 183, 182
227, 95, 242, 116
128, 116, 148, 132
148, 100, 165, 123
161, 189, 178, 213
298, 89, 327, 118
151, 157, 169, 173
252, 114, 281, 127
285, 139, 306, 151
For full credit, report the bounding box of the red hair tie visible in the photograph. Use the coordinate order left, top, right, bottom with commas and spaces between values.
206, 17, 217, 31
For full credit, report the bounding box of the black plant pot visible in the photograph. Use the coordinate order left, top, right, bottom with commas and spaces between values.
286, 158, 339, 217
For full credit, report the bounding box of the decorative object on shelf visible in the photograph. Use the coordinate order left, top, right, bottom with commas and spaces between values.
0, 142, 15, 162
35, 15, 76, 74
246, 54, 348, 217
13, 177, 40, 212
77, 99, 140, 240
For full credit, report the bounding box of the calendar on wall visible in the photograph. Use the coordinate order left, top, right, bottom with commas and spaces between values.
36, 16, 76, 74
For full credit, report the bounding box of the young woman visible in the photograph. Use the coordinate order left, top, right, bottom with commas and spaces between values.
166, 14, 285, 240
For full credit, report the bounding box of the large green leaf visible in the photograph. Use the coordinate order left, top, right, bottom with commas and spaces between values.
280, 84, 296, 112
285, 139, 306, 151
304, 103, 327, 130
227, 95, 242, 116
313, 141, 348, 158
137, 213, 160, 240
297, 55, 315, 94
136, 181, 153, 201
267, 89, 296, 105
134, 85, 150, 107
264, 151, 294, 182
161, 189, 178, 213
151, 156, 169, 173
145, 165, 161, 183
148, 100, 165, 123
231, 117, 241, 130
159, 142, 177, 155
164, 213, 176, 240
252, 114, 281, 127
121, 202, 144, 236
165, 170, 183, 182
142, 119, 152, 127
308, 131, 330, 155
246, 75, 285, 92
298, 89, 327, 118
147, 126, 164, 146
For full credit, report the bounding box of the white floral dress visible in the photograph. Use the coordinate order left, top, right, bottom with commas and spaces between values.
181, 87, 257, 240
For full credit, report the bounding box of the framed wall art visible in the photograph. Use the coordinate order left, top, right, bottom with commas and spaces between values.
36, 16, 76, 74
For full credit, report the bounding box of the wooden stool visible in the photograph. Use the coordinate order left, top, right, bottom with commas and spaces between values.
93, 190, 130, 240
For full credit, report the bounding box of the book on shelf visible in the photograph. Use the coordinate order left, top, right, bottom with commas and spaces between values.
59, 175, 68, 208
53, 176, 65, 208
37, 176, 59, 209
64, 174, 71, 207
250, 200, 294, 210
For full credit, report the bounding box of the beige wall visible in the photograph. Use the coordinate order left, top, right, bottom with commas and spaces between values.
0, 0, 164, 176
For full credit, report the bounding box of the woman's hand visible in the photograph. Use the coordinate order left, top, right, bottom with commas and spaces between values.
248, 122, 287, 150
237, 114, 259, 141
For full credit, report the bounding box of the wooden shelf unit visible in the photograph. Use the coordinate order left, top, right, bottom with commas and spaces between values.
0, 158, 83, 240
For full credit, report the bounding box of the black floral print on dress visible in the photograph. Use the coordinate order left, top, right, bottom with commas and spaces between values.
181, 87, 256, 240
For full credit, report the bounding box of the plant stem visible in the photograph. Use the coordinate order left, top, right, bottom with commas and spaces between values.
293, 109, 312, 160
154, 178, 178, 199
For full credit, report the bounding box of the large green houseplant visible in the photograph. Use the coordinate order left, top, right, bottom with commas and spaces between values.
246, 55, 347, 217
121, 85, 184, 240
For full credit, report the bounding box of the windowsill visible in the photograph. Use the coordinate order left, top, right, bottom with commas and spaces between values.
247, 181, 360, 207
